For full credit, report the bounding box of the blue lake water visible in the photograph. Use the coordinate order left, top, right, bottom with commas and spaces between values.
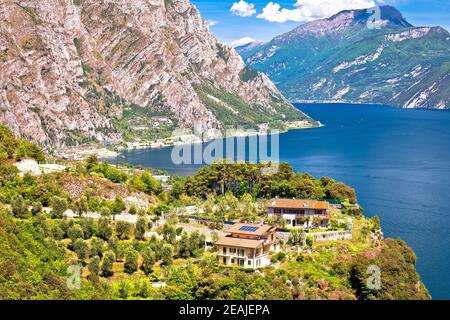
112, 103, 450, 299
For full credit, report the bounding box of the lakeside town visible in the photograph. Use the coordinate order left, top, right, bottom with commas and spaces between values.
52, 118, 320, 161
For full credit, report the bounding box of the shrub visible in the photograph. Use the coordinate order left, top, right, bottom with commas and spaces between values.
11, 195, 29, 218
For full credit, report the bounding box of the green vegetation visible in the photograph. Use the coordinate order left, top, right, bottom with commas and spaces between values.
0, 127, 430, 300
73, 38, 83, 56
0, 125, 45, 162
175, 161, 357, 203
194, 82, 307, 130
239, 66, 259, 83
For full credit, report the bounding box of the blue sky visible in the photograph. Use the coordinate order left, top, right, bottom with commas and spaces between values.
191, 0, 450, 46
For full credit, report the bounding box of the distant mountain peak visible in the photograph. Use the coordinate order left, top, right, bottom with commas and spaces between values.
279, 5, 412, 40
239, 5, 449, 110
235, 41, 266, 52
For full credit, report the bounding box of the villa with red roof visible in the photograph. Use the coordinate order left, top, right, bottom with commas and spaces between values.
268, 198, 331, 229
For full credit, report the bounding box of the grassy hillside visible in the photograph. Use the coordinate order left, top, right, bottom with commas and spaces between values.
0, 126, 430, 300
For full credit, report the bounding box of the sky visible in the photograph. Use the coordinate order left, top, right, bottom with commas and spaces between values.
191, 0, 450, 46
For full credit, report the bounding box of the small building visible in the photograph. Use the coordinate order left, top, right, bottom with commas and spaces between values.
268, 198, 330, 229
216, 223, 278, 269
152, 175, 170, 183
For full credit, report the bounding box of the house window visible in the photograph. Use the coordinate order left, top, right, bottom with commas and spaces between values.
237, 249, 244, 257
231, 258, 235, 264
223, 247, 227, 254
223, 257, 226, 264
248, 260, 252, 266
230, 248, 236, 254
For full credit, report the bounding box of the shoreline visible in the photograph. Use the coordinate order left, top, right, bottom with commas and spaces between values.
107, 120, 325, 158
51, 120, 324, 161
294, 100, 450, 111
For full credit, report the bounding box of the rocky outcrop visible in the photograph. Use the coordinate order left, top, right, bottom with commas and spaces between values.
0, 0, 312, 149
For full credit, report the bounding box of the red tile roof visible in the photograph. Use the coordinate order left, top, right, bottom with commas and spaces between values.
216, 237, 264, 249
268, 199, 329, 210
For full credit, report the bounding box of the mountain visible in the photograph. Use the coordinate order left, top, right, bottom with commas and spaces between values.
0, 0, 314, 149
237, 6, 450, 109
235, 41, 266, 53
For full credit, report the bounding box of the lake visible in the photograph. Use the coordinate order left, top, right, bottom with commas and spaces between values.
111, 103, 450, 299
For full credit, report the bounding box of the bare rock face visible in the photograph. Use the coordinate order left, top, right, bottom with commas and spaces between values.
0, 0, 312, 149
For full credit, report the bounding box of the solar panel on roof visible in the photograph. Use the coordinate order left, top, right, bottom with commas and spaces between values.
239, 226, 259, 232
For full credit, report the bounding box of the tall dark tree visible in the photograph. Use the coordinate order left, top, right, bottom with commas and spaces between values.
101, 251, 116, 277
97, 217, 113, 241
135, 217, 147, 241
124, 249, 139, 274
89, 256, 101, 277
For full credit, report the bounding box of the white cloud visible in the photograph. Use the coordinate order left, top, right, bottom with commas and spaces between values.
230, 0, 257, 17
257, 0, 376, 23
230, 37, 256, 47
207, 20, 218, 27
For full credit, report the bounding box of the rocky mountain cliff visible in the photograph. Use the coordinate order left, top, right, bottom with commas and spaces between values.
0, 0, 313, 149
238, 6, 450, 109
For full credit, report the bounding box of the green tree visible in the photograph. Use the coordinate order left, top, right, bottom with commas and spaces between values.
328, 182, 357, 204
101, 250, 116, 277
97, 217, 113, 241
85, 155, 99, 172
137, 280, 150, 298
115, 221, 132, 240
89, 256, 101, 277
99, 206, 111, 217
80, 218, 95, 239
141, 248, 156, 275
108, 236, 119, 257
118, 281, 128, 299
135, 217, 147, 240
110, 195, 126, 219
128, 204, 137, 215
51, 225, 65, 240
73, 239, 90, 262
289, 228, 306, 246
161, 243, 173, 266
159, 223, 176, 244
68, 224, 84, 242
90, 237, 105, 258
141, 173, 163, 195
124, 249, 139, 274
73, 196, 88, 217
50, 196, 68, 219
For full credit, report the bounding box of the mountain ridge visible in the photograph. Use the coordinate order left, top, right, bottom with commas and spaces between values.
0, 0, 314, 150
237, 6, 450, 109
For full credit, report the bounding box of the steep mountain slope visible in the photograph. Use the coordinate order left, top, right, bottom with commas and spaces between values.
0, 0, 314, 149
238, 6, 450, 109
